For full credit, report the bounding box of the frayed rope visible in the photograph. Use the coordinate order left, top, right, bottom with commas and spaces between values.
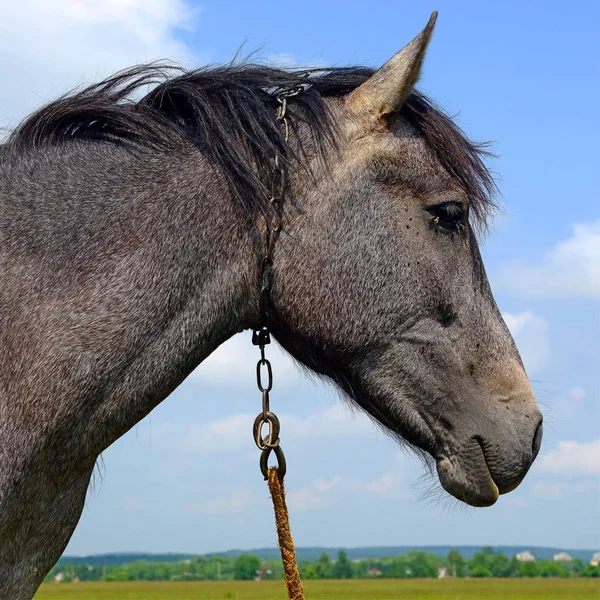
267, 467, 304, 600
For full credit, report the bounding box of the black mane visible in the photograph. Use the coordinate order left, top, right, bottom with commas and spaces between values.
6, 63, 496, 227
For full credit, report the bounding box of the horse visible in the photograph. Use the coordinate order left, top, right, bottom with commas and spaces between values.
0, 13, 542, 598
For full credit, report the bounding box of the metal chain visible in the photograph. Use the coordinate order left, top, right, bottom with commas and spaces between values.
251, 86, 302, 480
252, 341, 286, 479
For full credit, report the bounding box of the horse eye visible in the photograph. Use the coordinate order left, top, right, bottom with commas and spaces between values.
426, 202, 467, 232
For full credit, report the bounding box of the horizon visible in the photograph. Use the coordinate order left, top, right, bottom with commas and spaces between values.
59, 543, 599, 557
2, 0, 598, 557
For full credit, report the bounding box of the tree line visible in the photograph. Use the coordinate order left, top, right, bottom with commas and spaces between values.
45, 547, 600, 583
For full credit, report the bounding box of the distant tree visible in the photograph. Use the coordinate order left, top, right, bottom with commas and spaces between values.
154, 563, 171, 581
332, 550, 354, 579
520, 561, 539, 578
507, 556, 522, 578
233, 554, 261, 581
489, 553, 511, 577
263, 559, 281, 580
201, 558, 221, 581
302, 564, 319, 579
315, 552, 332, 579
481, 546, 495, 556
470, 565, 492, 578
469, 550, 489, 571
447, 549, 465, 578
467, 550, 490, 578
407, 551, 438, 578
569, 558, 585, 577
389, 555, 411, 578
541, 561, 568, 578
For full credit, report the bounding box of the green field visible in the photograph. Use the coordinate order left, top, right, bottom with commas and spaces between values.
34, 579, 600, 599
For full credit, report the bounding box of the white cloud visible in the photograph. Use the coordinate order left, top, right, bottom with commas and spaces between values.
265, 53, 326, 69
358, 472, 407, 499
286, 471, 407, 512
530, 482, 563, 497
550, 386, 587, 421
495, 221, 600, 300
185, 493, 255, 515
312, 477, 343, 494
503, 311, 550, 374
154, 404, 375, 455
191, 333, 302, 387
121, 496, 144, 512
569, 387, 586, 402
286, 476, 342, 511
536, 439, 600, 476
283, 404, 375, 442
0, 0, 200, 130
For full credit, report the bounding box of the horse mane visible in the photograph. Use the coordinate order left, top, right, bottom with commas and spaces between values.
6, 62, 496, 228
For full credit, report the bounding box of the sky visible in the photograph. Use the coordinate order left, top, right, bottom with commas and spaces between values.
1, 0, 598, 555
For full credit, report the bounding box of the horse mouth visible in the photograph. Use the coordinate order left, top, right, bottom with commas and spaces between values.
427, 417, 541, 508
435, 438, 502, 507
354, 385, 540, 507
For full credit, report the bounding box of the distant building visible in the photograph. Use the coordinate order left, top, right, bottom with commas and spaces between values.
515, 551, 536, 562
366, 568, 382, 577
53, 572, 65, 583
553, 552, 572, 562
254, 564, 273, 581
437, 565, 450, 579
589, 552, 600, 567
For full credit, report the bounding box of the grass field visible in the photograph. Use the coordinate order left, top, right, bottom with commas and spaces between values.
34, 579, 600, 599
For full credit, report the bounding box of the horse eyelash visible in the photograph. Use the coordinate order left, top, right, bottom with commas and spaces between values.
428, 215, 467, 235
428, 215, 467, 237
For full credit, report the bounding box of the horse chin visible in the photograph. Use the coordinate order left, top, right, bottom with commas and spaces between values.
434, 446, 500, 508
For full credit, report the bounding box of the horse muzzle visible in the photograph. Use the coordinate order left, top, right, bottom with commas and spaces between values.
434, 416, 543, 507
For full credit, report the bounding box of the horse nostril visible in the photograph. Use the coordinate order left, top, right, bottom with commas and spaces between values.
532, 418, 543, 460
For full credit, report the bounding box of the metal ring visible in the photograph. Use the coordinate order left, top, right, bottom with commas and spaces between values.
283, 116, 289, 142
253, 411, 280, 450
277, 85, 303, 99
260, 444, 286, 480
252, 327, 271, 347
276, 97, 287, 121
256, 358, 273, 392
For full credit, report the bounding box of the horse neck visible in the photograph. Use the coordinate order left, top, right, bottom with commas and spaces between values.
0, 143, 262, 596
0, 142, 260, 458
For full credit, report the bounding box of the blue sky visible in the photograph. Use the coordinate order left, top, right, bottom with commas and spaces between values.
1, 1, 598, 555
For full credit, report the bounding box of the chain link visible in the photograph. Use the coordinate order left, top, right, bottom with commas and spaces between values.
251, 343, 286, 479
251, 86, 302, 480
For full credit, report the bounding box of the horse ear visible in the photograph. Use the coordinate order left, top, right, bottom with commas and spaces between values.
347, 12, 437, 125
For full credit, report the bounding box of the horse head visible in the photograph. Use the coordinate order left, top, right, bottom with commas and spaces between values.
271, 14, 542, 507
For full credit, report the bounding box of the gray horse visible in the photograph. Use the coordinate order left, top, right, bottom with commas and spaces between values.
0, 13, 541, 598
